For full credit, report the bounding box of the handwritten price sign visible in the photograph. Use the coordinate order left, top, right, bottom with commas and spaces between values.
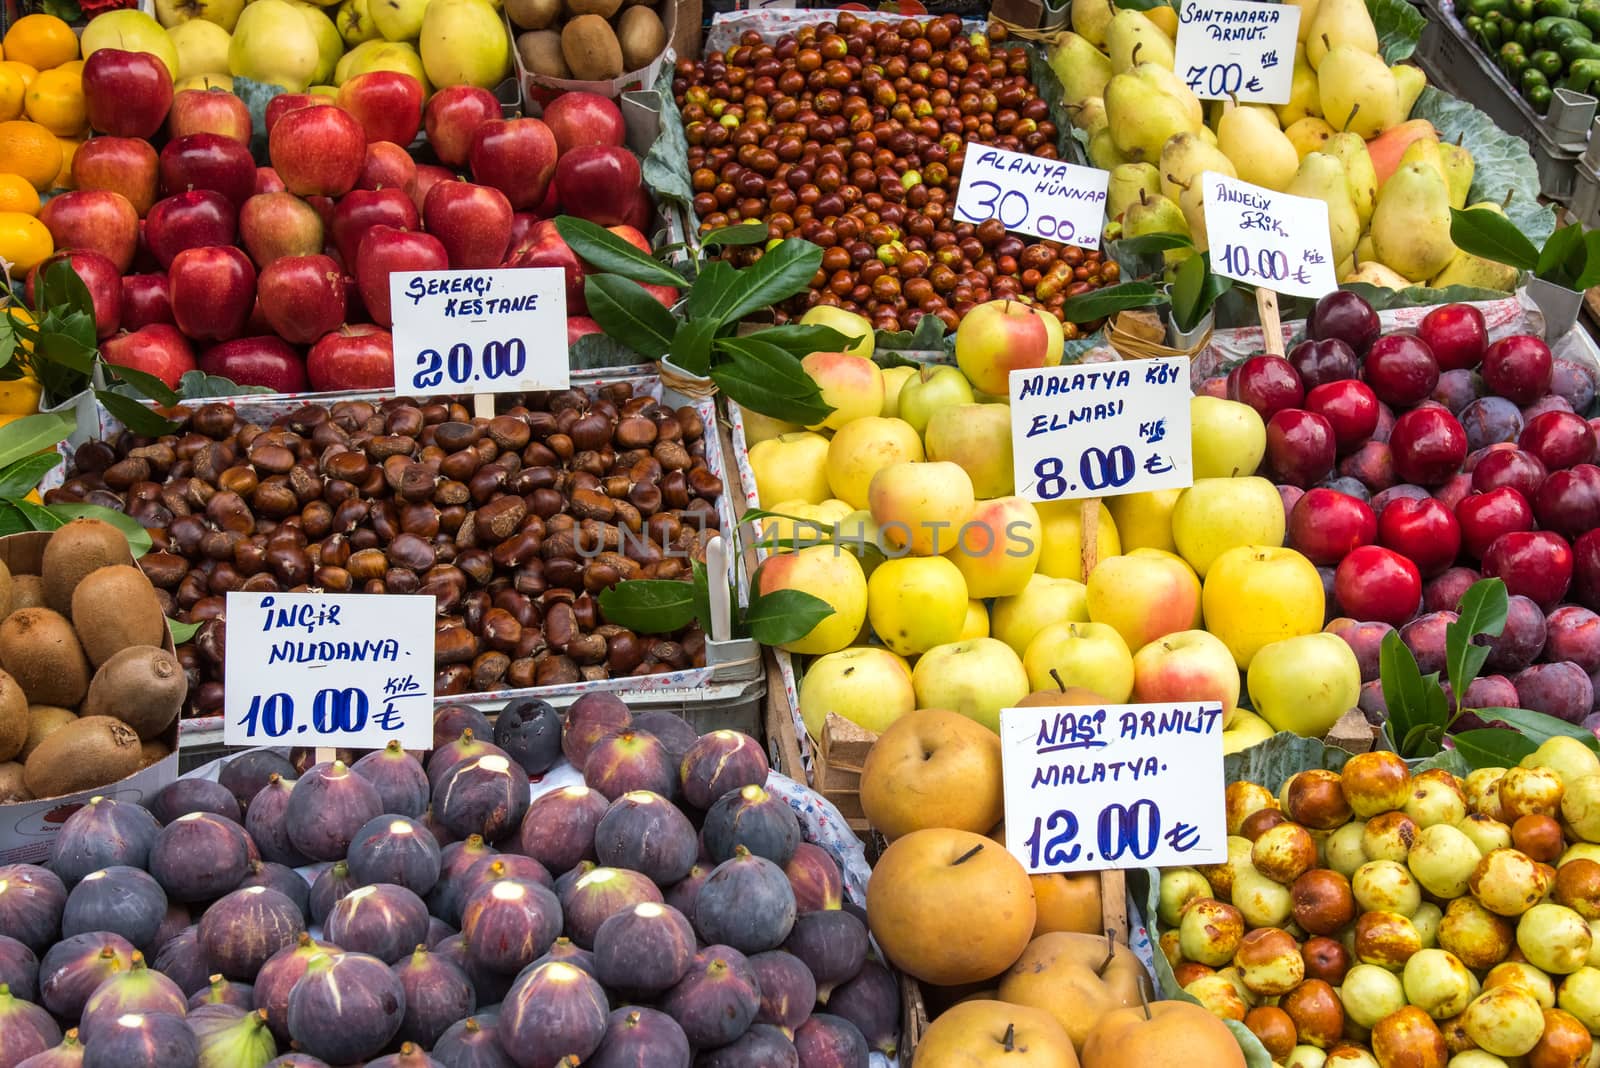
1202, 172, 1338, 299
1000, 702, 1227, 874
952, 145, 1109, 249
223, 592, 435, 750
1009, 358, 1194, 502
390, 267, 569, 395
1173, 0, 1299, 104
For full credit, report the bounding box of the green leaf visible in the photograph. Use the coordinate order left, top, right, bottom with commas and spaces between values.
1537, 223, 1585, 284
699, 222, 769, 247
0, 503, 30, 538
553, 217, 688, 288
94, 390, 180, 437
35, 332, 96, 376
1381, 630, 1442, 757
685, 259, 739, 323
1445, 577, 1507, 710
1468, 707, 1600, 751
711, 359, 833, 427
597, 579, 699, 634
0, 452, 62, 500
668, 317, 718, 378
41, 259, 95, 318
743, 324, 852, 358
1411, 91, 1557, 247
1112, 233, 1196, 257
1576, 231, 1600, 292
15, 499, 63, 532
716, 338, 820, 395
41, 0, 81, 22
46, 503, 152, 558
710, 240, 826, 327
174, 370, 273, 398
1058, 282, 1165, 324
583, 274, 681, 361
0, 413, 73, 471
689, 559, 712, 640
106, 362, 180, 406
166, 617, 203, 644
1450, 729, 1539, 770
874, 312, 948, 353
1448, 207, 1541, 272
1371, 0, 1427, 61
1170, 254, 1207, 331
743, 588, 837, 646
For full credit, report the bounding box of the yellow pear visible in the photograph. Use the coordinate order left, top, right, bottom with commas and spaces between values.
1218, 103, 1300, 191
1323, 131, 1379, 227
370, 0, 428, 41
1160, 132, 1236, 199
168, 19, 232, 80
1392, 62, 1427, 117
1356, 233, 1376, 262
1318, 45, 1401, 138
1398, 135, 1446, 183
1371, 161, 1456, 282
1106, 70, 1197, 163
1428, 200, 1515, 290
1307, 0, 1379, 68
420, 0, 510, 89
1146, 3, 1178, 37
1107, 11, 1174, 73
1089, 127, 1127, 169
1173, 179, 1213, 252
1124, 189, 1193, 265
1135, 63, 1205, 126
1275, 48, 1324, 126
1049, 31, 1113, 107
1345, 261, 1414, 287
1106, 163, 1163, 220
1440, 141, 1475, 208
293, 1, 342, 86
334, 38, 429, 90
1073, 0, 1116, 47
1284, 115, 1336, 158
228, 0, 321, 91
1291, 0, 1323, 41
1288, 152, 1361, 265
336, 0, 381, 46
1071, 96, 1109, 136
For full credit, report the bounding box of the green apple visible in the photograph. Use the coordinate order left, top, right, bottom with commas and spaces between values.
799, 304, 875, 358
1106, 488, 1182, 553
798, 646, 914, 737
925, 403, 1013, 498
749, 431, 831, 506
1037, 499, 1121, 582
1221, 708, 1274, 754
336, 0, 381, 45
167, 19, 232, 81
1171, 475, 1286, 578
294, 1, 343, 86
880, 365, 916, 417
897, 364, 975, 435
370, 0, 427, 40
866, 555, 969, 656
911, 638, 1030, 732
1021, 620, 1134, 702
991, 574, 1088, 657
1191, 395, 1267, 478
1203, 545, 1325, 669
1247, 632, 1360, 736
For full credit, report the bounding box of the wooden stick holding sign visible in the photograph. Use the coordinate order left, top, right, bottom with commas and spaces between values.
1256, 286, 1285, 358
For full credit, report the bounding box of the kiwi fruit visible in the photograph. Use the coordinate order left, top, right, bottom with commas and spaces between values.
83, 645, 186, 741
0, 608, 91, 707
562, 14, 624, 80
0, 669, 24, 763
139, 739, 172, 769
42, 518, 130, 618
565, 0, 620, 17
519, 29, 570, 77
70, 565, 167, 667
616, 5, 665, 72
0, 761, 28, 803
10, 575, 44, 612
20, 705, 75, 761
23, 715, 143, 799
506, 0, 560, 30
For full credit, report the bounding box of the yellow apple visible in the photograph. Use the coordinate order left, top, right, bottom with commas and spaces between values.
801, 352, 884, 431
1131, 628, 1242, 711
1172, 476, 1287, 577
925, 403, 1014, 499
955, 298, 1062, 395
749, 431, 832, 506
758, 498, 853, 552
1203, 545, 1326, 668
1191, 395, 1267, 478
868, 461, 977, 556
881, 365, 917, 417
897, 364, 975, 435
1248, 633, 1361, 737
824, 416, 925, 510
756, 545, 868, 655
867, 555, 969, 656
1086, 547, 1202, 649
799, 304, 875, 358
912, 638, 1031, 732
1022, 621, 1135, 702
1223, 708, 1277, 754
992, 574, 1089, 657
959, 600, 990, 640
1107, 488, 1182, 553
1037, 500, 1121, 580
741, 407, 802, 445
834, 509, 887, 577
799, 646, 914, 736
950, 495, 1041, 599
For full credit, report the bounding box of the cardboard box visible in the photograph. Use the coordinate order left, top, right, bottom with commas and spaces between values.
509, 0, 703, 109
0, 531, 178, 864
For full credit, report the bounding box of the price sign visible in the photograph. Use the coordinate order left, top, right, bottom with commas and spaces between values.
1173, 0, 1299, 104
1000, 702, 1226, 874
1009, 358, 1193, 502
390, 267, 569, 395
1201, 172, 1339, 299
952, 144, 1110, 249
223, 592, 435, 751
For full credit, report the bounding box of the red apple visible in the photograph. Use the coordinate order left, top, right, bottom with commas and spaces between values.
26, 250, 122, 338
505, 220, 585, 313
1363, 333, 1440, 408
1535, 464, 1600, 540
257, 254, 346, 345
1389, 407, 1467, 487
264, 93, 331, 134
1574, 529, 1600, 612
508, 212, 541, 256
1305, 379, 1379, 454
1264, 408, 1336, 488
469, 118, 559, 211
621, 186, 652, 231
355, 225, 448, 327
1334, 545, 1423, 627
307, 323, 393, 391
1417, 303, 1487, 373
199, 336, 307, 393
1288, 487, 1376, 565
169, 245, 256, 341
331, 187, 419, 268
254, 167, 286, 195
1376, 497, 1460, 578
166, 88, 252, 145
1520, 410, 1598, 471
121, 273, 173, 329
567, 316, 602, 346
336, 71, 424, 146
305, 195, 337, 235
71, 136, 159, 216
1455, 486, 1536, 560
144, 190, 237, 269
1227, 354, 1304, 421
81, 48, 172, 139
239, 191, 324, 269
37, 190, 140, 272
552, 144, 642, 227
1482, 335, 1554, 405
424, 85, 502, 169
356, 141, 417, 194
1483, 530, 1574, 611
606, 224, 650, 255
423, 179, 513, 269
1470, 447, 1547, 500
408, 163, 453, 216
541, 91, 626, 155
269, 105, 365, 197
100, 324, 196, 389
159, 133, 256, 208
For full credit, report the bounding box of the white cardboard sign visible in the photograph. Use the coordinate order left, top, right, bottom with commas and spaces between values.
390, 267, 570, 395
952, 144, 1110, 249
1000, 702, 1227, 874
1174, 0, 1300, 104
1201, 172, 1339, 299
1009, 358, 1194, 502
223, 592, 436, 751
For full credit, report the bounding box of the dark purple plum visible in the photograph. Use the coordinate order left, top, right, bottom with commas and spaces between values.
794, 1013, 870, 1068
391, 946, 476, 1049
784, 908, 868, 999
1339, 441, 1397, 493
1289, 336, 1361, 389
1515, 661, 1595, 723
434, 704, 493, 753
1431, 368, 1484, 414
1547, 605, 1600, 674
749, 949, 816, 1032
1320, 475, 1370, 502
354, 741, 430, 819
252, 934, 339, 1043
1330, 620, 1394, 683
435, 753, 529, 844
0, 934, 38, 1003
199, 885, 306, 980
308, 861, 358, 927
588, 1005, 691, 1068
532, 937, 596, 979
492, 699, 563, 778
461, 875, 561, 975
702, 785, 802, 866
1460, 396, 1525, 451
594, 790, 697, 885
347, 815, 442, 895
326, 883, 430, 964
498, 960, 609, 1067
77, 953, 187, 1045
80, 1011, 194, 1068
629, 711, 698, 762
514, 786, 606, 874
784, 844, 843, 914
1552, 358, 1597, 412
238, 861, 310, 917
0, 983, 62, 1065
593, 902, 695, 998
584, 729, 677, 801
696, 1022, 799, 1067
246, 775, 309, 868
1359, 679, 1388, 724
562, 867, 663, 949
663, 944, 760, 1049
285, 761, 382, 862
1399, 611, 1456, 677
1424, 567, 1481, 613
188, 974, 253, 1010
149, 778, 240, 825
0, 864, 66, 952
39, 931, 135, 1020
433, 1013, 514, 1068
694, 849, 796, 954
50, 796, 161, 886
286, 952, 405, 1064
680, 730, 770, 810
153, 925, 210, 997
62, 865, 167, 952
828, 961, 899, 1057
428, 835, 497, 926
1479, 594, 1548, 673
149, 813, 250, 902
664, 862, 712, 917
562, 692, 631, 769
220, 750, 296, 814
1369, 483, 1429, 515
427, 731, 501, 792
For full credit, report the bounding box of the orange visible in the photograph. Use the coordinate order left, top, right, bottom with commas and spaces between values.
0, 376, 42, 415
2, 15, 78, 72
0, 61, 38, 92
0, 66, 22, 121
0, 174, 40, 215
52, 135, 81, 190
54, 60, 82, 76
0, 121, 62, 191
24, 67, 86, 137
0, 211, 53, 273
